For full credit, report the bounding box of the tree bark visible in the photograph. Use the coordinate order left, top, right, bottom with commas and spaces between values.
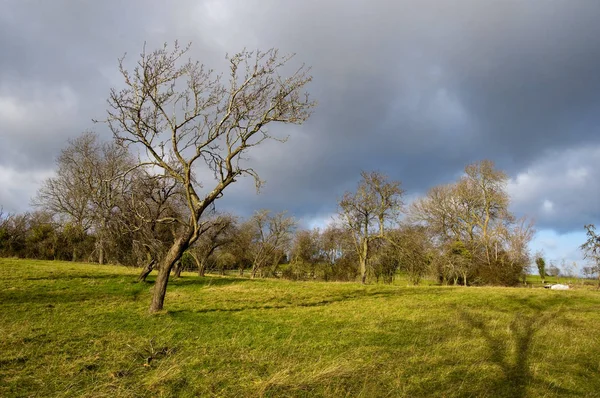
359, 257, 367, 284
98, 239, 105, 265
198, 258, 207, 277
173, 260, 183, 278
98, 217, 107, 264
251, 262, 259, 278
138, 259, 155, 282
359, 238, 368, 284
149, 236, 189, 313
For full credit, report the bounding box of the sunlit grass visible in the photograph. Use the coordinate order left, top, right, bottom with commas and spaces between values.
1, 258, 599, 397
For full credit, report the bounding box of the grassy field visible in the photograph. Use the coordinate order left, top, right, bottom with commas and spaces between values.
1, 258, 599, 397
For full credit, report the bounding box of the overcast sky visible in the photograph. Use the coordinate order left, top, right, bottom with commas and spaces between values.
1, 0, 599, 270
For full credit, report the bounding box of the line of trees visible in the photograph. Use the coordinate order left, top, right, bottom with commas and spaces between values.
1, 147, 535, 289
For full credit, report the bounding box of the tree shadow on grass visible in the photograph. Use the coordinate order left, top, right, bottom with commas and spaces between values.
167, 290, 401, 316
165, 275, 264, 288
0, 279, 148, 306
22, 273, 126, 282
458, 299, 573, 398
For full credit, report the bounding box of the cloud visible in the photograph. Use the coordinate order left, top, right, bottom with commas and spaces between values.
0, 166, 55, 213
529, 229, 589, 275
0, 83, 80, 168
507, 145, 600, 232
1, 0, 600, 240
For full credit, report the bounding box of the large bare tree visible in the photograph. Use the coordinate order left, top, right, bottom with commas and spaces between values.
338, 171, 404, 284
101, 42, 315, 312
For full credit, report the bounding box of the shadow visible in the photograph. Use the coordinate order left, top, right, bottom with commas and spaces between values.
167, 290, 401, 316
166, 275, 263, 288
458, 298, 570, 398
0, 280, 147, 306
23, 273, 125, 281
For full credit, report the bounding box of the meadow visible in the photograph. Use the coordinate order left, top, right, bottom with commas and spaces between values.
1, 258, 599, 397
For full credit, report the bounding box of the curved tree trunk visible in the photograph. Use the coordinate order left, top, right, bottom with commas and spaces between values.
173, 260, 183, 278
150, 236, 189, 313
138, 259, 156, 282
190, 251, 208, 277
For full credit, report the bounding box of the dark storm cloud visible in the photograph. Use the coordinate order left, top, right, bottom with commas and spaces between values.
1, 0, 600, 233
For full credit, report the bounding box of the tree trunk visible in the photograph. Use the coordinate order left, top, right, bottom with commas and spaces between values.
98, 217, 107, 264
359, 237, 369, 284
173, 260, 183, 278
251, 262, 259, 278
198, 258, 207, 277
359, 256, 367, 284
149, 237, 189, 313
138, 259, 155, 282
98, 240, 105, 265
189, 252, 205, 276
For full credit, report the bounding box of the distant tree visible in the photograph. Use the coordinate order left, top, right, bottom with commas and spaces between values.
547, 264, 560, 278
582, 266, 597, 280
382, 225, 432, 285
0, 209, 9, 255
409, 160, 533, 286
117, 171, 184, 281
248, 210, 296, 278
33, 131, 134, 264
338, 171, 404, 284
535, 252, 546, 284
226, 220, 255, 276
320, 225, 357, 281
444, 240, 473, 286
290, 228, 323, 279
100, 42, 315, 312
580, 224, 600, 288
187, 214, 237, 277
25, 211, 58, 260
0, 212, 29, 257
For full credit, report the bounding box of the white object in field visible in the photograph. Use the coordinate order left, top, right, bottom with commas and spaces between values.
550, 284, 570, 290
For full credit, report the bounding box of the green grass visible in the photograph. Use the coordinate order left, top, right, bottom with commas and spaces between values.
1, 258, 599, 397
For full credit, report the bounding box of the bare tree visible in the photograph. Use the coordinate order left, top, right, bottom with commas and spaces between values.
100, 42, 314, 312
118, 171, 184, 281
248, 210, 296, 278
33, 131, 134, 263
187, 214, 236, 277
338, 171, 404, 284
580, 224, 600, 288
225, 220, 255, 276
290, 228, 323, 279
409, 160, 531, 286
